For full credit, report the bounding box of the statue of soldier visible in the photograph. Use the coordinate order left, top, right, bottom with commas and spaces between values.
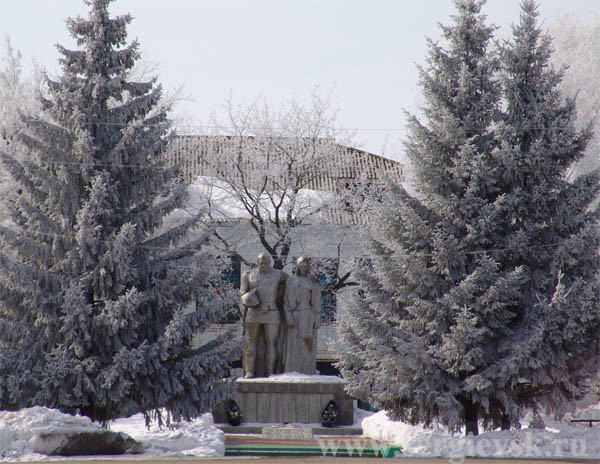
240, 252, 287, 378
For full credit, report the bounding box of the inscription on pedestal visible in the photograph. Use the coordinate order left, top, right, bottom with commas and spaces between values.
262, 426, 313, 440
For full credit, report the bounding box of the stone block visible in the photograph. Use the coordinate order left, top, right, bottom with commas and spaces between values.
262, 425, 313, 440
32, 430, 142, 456
215, 377, 354, 426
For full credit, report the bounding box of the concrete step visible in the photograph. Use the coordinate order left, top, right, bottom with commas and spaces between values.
224, 431, 402, 458
225, 445, 390, 457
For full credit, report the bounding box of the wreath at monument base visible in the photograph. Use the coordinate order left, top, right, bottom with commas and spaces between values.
227, 400, 243, 426
321, 400, 338, 427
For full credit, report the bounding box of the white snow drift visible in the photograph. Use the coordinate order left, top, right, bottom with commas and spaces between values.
0, 407, 224, 461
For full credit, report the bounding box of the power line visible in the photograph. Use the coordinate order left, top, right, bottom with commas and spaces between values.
26, 116, 572, 133
25, 117, 410, 132
30, 118, 562, 133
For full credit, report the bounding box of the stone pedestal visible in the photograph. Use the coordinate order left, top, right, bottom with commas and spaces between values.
213, 375, 353, 426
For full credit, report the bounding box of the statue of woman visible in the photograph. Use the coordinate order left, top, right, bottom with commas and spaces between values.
283, 257, 321, 374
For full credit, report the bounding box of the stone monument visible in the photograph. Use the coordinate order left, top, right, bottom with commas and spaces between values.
214, 254, 354, 428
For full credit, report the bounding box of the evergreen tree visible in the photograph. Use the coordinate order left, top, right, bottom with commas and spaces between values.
337, 0, 600, 436
494, 0, 600, 421
0, 0, 240, 424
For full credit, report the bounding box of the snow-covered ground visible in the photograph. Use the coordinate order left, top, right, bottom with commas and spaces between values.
109, 412, 224, 458
362, 404, 600, 461
1, 403, 598, 461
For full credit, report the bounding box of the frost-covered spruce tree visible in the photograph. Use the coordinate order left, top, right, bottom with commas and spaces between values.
338, 0, 600, 437
494, 0, 600, 420
0, 0, 240, 423
338, 0, 521, 436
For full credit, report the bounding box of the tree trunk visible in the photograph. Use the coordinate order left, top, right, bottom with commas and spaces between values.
463, 398, 479, 436
501, 412, 511, 430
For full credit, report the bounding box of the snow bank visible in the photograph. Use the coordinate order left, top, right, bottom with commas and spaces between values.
4, 404, 597, 461
0, 407, 102, 461
362, 409, 600, 460
0, 407, 224, 461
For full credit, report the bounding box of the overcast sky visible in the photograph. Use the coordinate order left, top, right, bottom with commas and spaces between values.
1, 0, 598, 158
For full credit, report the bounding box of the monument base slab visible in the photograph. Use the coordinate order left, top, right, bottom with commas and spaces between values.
213, 375, 353, 426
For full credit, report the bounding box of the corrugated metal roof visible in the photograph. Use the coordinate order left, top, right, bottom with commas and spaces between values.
165, 135, 402, 186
